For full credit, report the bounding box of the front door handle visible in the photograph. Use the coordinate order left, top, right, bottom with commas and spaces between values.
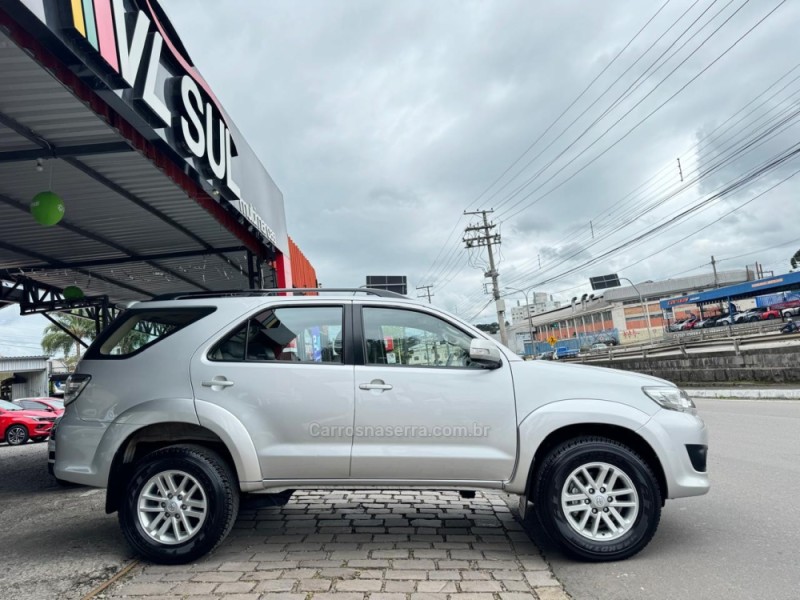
201, 378, 234, 389
359, 380, 393, 391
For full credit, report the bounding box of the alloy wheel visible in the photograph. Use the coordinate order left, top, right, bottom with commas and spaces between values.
560, 461, 640, 541
137, 469, 208, 545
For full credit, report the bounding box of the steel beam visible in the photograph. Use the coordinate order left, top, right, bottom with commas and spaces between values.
0, 240, 151, 298
0, 246, 245, 274
0, 109, 244, 278
0, 192, 210, 291
0, 142, 133, 163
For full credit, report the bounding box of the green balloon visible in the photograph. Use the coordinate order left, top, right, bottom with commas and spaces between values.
63, 286, 84, 300
30, 191, 65, 226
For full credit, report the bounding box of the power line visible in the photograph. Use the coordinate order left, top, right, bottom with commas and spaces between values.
419, 1, 678, 290
500, 66, 800, 288
528, 146, 800, 290
497, 0, 783, 224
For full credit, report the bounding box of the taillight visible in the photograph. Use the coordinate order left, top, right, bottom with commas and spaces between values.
64, 374, 91, 405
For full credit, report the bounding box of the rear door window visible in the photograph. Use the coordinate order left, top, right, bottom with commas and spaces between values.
209, 306, 344, 364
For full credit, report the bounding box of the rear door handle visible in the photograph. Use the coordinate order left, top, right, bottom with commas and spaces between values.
359, 380, 393, 391
202, 378, 234, 388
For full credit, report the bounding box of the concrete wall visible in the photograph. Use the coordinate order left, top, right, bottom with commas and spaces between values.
587, 346, 800, 385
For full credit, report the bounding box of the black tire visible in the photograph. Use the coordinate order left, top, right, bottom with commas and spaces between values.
532, 436, 662, 562
5, 425, 29, 446
118, 445, 239, 564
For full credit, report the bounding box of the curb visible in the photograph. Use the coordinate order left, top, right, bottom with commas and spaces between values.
686, 389, 800, 400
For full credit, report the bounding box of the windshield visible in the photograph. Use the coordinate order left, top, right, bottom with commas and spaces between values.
0, 400, 22, 411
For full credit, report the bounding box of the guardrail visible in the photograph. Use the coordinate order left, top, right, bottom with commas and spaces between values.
564, 326, 800, 364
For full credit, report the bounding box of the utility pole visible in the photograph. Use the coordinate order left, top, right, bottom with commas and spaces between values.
590, 220, 594, 239
416, 284, 434, 303
506, 286, 535, 358
463, 209, 508, 346
711, 255, 719, 287
677, 157, 684, 182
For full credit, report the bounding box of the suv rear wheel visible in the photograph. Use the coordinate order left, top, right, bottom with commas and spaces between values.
533, 436, 662, 561
118, 445, 239, 564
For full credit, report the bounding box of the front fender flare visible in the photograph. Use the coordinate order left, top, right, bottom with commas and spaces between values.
504, 399, 651, 494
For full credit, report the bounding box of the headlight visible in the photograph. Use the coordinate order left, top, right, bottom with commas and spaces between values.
643, 386, 696, 413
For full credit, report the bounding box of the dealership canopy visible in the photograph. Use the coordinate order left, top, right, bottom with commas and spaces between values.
0, 0, 317, 327
659, 270, 800, 310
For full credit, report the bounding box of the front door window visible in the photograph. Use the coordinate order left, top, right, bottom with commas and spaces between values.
362, 307, 474, 368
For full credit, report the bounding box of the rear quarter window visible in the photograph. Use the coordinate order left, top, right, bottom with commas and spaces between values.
84, 307, 216, 359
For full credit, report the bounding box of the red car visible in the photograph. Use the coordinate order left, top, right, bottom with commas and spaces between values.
12, 397, 65, 416
0, 399, 56, 445
760, 308, 781, 320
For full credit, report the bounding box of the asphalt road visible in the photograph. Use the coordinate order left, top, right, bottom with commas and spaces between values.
1, 398, 798, 599
0, 442, 131, 600
531, 398, 800, 600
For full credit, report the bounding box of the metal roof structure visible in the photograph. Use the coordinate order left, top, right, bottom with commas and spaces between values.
0, 26, 261, 304
0, 0, 321, 343
659, 270, 800, 310
602, 270, 749, 303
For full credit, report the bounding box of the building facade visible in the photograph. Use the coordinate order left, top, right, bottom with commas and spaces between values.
505, 270, 750, 355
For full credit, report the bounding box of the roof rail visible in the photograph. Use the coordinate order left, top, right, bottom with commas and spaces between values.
148, 288, 408, 301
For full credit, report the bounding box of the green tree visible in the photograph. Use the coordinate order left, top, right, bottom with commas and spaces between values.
41, 313, 96, 367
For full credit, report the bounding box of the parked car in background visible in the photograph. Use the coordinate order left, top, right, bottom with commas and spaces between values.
590, 342, 608, 352
0, 399, 56, 445
759, 307, 781, 321
12, 397, 65, 416
51, 289, 709, 564
714, 312, 746, 326
735, 308, 765, 323
781, 306, 800, 319
678, 317, 699, 330
694, 316, 719, 328
667, 319, 691, 332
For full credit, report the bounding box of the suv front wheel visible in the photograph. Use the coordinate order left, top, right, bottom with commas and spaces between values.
533, 436, 662, 561
119, 445, 239, 564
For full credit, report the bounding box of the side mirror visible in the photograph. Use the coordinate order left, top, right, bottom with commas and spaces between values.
469, 339, 503, 369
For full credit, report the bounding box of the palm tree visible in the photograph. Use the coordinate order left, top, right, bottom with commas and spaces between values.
41, 313, 96, 366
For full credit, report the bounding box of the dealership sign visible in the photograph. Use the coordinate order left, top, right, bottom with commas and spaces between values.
54, 0, 277, 245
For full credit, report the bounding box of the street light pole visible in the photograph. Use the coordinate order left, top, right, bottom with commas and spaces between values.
620, 277, 653, 346
506, 286, 535, 357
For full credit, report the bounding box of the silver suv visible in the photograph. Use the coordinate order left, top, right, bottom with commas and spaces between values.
51, 289, 709, 564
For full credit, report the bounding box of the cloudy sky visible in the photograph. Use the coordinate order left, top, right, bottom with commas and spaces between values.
3, 0, 800, 354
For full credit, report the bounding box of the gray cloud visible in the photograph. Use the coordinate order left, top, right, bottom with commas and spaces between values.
7, 0, 800, 352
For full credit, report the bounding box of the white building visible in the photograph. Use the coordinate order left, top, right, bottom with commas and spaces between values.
509, 293, 561, 324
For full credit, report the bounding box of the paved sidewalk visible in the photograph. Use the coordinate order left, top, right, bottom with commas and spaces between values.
103, 490, 568, 600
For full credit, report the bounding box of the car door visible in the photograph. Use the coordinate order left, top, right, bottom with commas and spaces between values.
190, 302, 355, 480
350, 304, 517, 482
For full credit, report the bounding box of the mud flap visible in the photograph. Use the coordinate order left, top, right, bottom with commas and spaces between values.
518, 493, 530, 520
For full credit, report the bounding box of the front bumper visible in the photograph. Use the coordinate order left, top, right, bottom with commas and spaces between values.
639, 409, 710, 499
